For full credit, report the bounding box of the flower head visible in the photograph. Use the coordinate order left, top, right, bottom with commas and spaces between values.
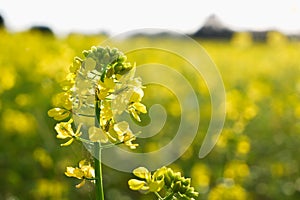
128, 166, 199, 199
65, 160, 95, 188
54, 119, 82, 146
114, 121, 138, 149
128, 167, 166, 192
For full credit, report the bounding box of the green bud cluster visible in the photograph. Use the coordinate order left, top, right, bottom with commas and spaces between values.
82, 46, 132, 81
164, 168, 199, 199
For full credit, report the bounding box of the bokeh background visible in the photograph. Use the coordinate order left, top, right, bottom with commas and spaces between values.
1, 1, 300, 199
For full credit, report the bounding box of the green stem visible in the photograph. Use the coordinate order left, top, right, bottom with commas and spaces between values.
163, 192, 175, 200
154, 192, 164, 200
94, 87, 104, 200
94, 142, 104, 200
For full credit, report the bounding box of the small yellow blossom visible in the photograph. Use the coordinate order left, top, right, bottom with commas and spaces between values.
129, 89, 144, 102
54, 119, 82, 146
48, 107, 71, 121
128, 102, 147, 122
52, 92, 72, 110
128, 166, 165, 192
65, 160, 95, 188
114, 121, 138, 149
100, 100, 113, 127
97, 78, 116, 100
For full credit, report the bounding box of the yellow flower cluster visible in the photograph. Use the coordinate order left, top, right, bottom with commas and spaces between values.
128, 166, 198, 199
65, 160, 95, 188
48, 46, 147, 188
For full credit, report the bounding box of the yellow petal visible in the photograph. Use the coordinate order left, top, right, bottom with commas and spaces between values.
73, 168, 84, 179
54, 112, 70, 121
130, 89, 144, 102
128, 179, 147, 190
60, 138, 74, 146
76, 179, 86, 188
133, 167, 150, 180
55, 120, 74, 139
114, 121, 129, 134
65, 167, 75, 177
148, 179, 165, 192
84, 166, 95, 179
133, 102, 147, 113
103, 78, 115, 89
78, 160, 88, 168
153, 167, 167, 180
88, 126, 108, 143
129, 108, 141, 122
48, 108, 62, 117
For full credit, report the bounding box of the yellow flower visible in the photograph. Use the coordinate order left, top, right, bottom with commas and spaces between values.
112, 67, 146, 116
54, 119, 82, 146
52, 92, 72, 110
47, 107, 71, 121
97, 78, 115, 100
129, 89, 144, 102
128, 167, 166, 192
114, 121, 138, 149
129, 166, 199, 199
128, 102, 147, 122
100, 100, 113, 127
65, 160, 95, 188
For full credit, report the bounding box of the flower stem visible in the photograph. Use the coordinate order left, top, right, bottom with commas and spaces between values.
163, 192, 175, 200
94, 87, 104, 200
94, 142, 104, 200
154, 192, 164, 200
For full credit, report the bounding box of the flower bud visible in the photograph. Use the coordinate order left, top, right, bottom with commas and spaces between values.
185, 187, 199, 198
179, 185, 188, 194
106, 67, 114, 78
164, 172, 173, 187
172, 181, 181, 193
182, 178, 191, 186
82, 50, 90, 57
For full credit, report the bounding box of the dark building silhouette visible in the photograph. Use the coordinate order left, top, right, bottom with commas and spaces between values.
250, 31, 269, 42
192, 15, 234, 40
29, 25, 54, 36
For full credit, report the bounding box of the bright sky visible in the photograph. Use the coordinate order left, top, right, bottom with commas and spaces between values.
1, 0, 300, 35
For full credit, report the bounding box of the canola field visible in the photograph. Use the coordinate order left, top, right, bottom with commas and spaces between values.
1, 29, 300, 200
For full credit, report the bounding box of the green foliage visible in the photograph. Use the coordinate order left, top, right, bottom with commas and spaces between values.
1, 30, 300, 200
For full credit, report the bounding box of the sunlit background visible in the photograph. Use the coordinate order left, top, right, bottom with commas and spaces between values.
1, 0, 300, 200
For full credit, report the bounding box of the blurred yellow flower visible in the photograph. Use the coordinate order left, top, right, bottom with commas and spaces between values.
237, 137, 251, 155
208, 183, 248, 200
224, 160, 250, 182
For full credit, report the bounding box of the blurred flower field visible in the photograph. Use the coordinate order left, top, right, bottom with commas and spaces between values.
1, 29, 300, 200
